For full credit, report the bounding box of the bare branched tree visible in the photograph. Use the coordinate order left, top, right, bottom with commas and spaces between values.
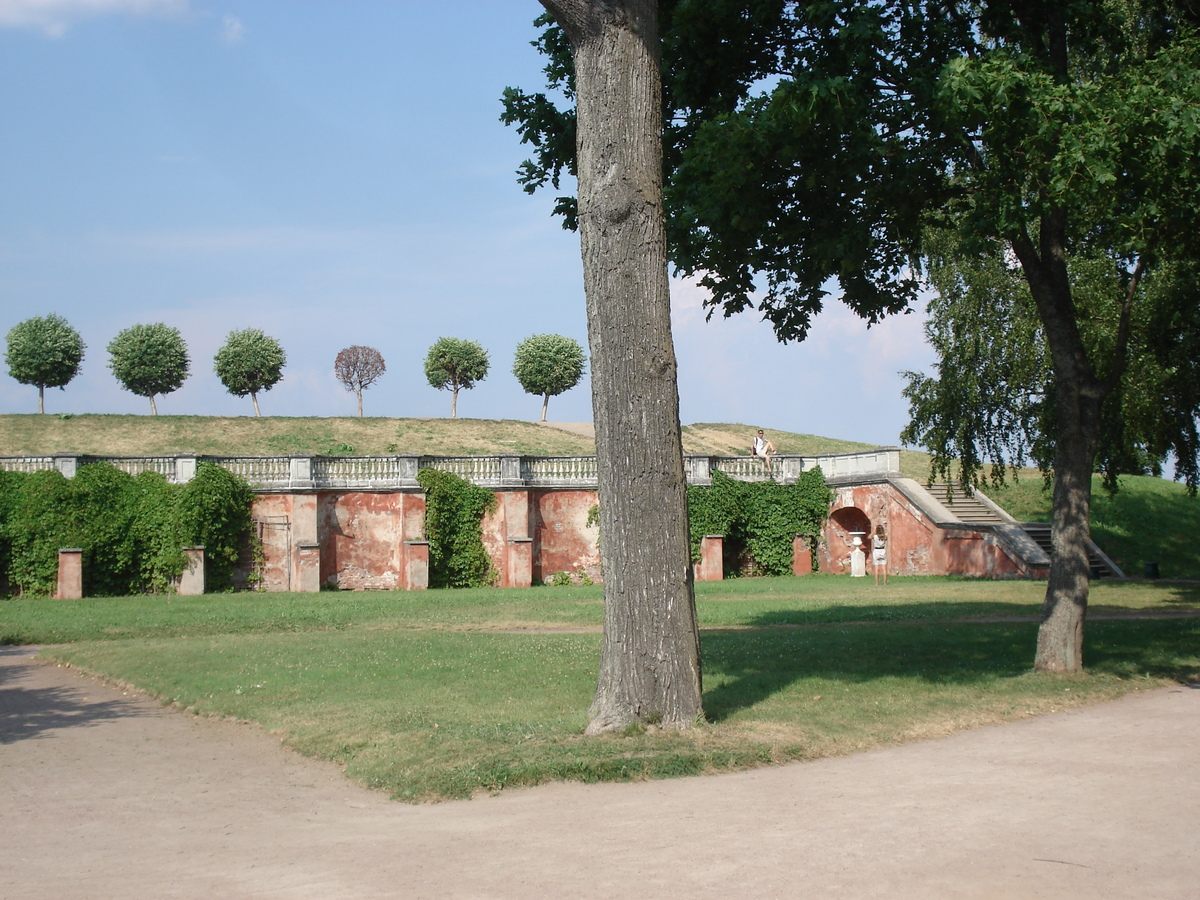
335, 345, 387, 417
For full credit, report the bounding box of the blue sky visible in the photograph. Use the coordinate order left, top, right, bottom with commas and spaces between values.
0, 0, 934, 447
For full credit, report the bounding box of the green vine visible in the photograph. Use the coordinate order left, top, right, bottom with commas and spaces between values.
176, 461, 257, 591
0, 461, 256, 597
687, 468, 832, 576
417, 467, 497, 588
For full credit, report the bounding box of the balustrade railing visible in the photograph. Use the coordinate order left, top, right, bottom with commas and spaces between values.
0, 447, 900, 491
313, 456, 403, 486
419, 455, 503, 483
522, 455, 597, 484
103, 456, 177, 478
0, 456, 55, 474
210, 456, 291, 487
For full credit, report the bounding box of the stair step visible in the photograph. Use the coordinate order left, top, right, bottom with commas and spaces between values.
925, 482, 1007, 524
1019, 523, 1116, 578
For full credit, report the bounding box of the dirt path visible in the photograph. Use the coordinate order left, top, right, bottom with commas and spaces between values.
2, 644, 1197, 899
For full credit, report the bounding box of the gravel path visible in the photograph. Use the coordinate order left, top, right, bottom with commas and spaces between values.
2, 644, 1197, 899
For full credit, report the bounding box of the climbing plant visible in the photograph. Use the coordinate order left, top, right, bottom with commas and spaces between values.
176, 462, 257, 592
417, 467, 497, 588
687, 468, 831, 576
0, 461, 256, 597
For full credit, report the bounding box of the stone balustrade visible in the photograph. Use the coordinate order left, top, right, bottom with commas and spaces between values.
0, 448, 902, 491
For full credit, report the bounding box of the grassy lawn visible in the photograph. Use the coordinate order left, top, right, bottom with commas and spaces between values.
5, 576, 1198, 802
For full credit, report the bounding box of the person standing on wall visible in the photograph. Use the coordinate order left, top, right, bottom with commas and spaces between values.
872, 524, 888, 586
751, 429, 776, 475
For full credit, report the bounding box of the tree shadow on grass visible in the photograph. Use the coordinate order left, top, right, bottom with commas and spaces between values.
701, 614, 1200, 723
745, 601, 1041, 627
0, 645, 154, 744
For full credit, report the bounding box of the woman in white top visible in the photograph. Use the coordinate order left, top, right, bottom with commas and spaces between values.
872, 524, 888, 586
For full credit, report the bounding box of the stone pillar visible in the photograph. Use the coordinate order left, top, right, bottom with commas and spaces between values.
501, 491, 531, 539
295, 542, 321, 593
403, 541, 429, 590
506, 537, 533, 589
56, 548, 83, 599
396, 455, 421, 487
174, 455, 198, 485
685, 455, 715, 486
289, 456, 314, 489
178, 546, 205, 595
792, 536, 813, 576
499, 490, 532, 588
696, 535, 723, 582
291, 495, 319, 592
500, 454, 523, 485
54, 456, 79, 479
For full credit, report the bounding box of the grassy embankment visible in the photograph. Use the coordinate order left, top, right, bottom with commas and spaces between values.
5, 577, 1198, 802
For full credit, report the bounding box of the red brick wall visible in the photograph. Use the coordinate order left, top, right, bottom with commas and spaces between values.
248, 482, 1026, 592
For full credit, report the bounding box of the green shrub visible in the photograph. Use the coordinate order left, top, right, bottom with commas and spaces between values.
417, 467, 497, 588
176, 462, 256, 591
71, 462, 142, 596
687, 468, 832, 576
0, 461, 255, 597
3, 469, 79, 596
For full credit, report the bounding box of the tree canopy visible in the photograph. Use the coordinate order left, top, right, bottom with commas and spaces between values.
512, 333, 587, 421
107, 323, 190, 416
505, 0, 1200, 673
4, 314, 86, 414
334, 345, 387, 418
423, 337, 490, 419
213, 328, 287, 417
903, 230, 1200, 494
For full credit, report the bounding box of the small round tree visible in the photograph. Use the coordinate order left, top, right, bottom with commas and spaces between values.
512, 333, 587, 421
423, 337, 489, 418
5, 314, 86, 414
213, 328, 286, 417
107, 323, 190, 415
334, 345, 386, 417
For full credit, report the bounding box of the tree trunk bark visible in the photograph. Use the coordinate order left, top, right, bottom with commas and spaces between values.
1034, 396, 1098, 672
251, 392, 261, 417
541, 393, 549, 422
149, 394, 158, 416
450, 387, 459, 419
38, 384, 45, 415
1013, 221, 1107, 673
357, 390, 363, 418
540, 0, 703, 732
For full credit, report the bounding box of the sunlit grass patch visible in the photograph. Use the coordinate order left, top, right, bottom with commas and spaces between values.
40, 611, 1199, 802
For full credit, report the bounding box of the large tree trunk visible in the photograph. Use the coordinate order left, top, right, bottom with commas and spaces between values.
1013, 219, 1108, 673
1034, 375, 1102, 672
38, 384, 45, 415
540, 0, 703, 732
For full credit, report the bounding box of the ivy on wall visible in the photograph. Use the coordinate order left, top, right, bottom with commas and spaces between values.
0, 462, 256, 597
687, 468, 833, 576
416, 467, 497, 588
176, 462, 256, 591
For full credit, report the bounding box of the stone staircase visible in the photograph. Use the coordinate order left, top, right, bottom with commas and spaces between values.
925, 482, 1121, 578
1017, 523, 1120, 579
923, 482, 1010, 524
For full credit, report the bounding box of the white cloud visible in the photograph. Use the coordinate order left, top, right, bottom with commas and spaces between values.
219, 11, 242, 44
0, 0, 187, 37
